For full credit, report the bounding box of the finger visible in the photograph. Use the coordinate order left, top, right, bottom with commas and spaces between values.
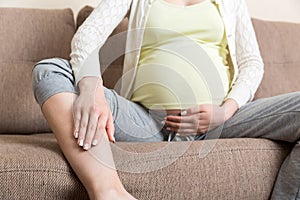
165, 115, 181, 123
198, 116, 210, 124
176, 121, 202, 134
78, 112, 89, 147
164, 121, 195, 131
185, 106, 200, 115
92, 116, 104, 147
73, 111, 81, 139
92, 129, 103, 147
96, 113, 109, 143
198, 112, 210, 121
83, 112, 98, 150
197, 125, 209, 134
197, 129, 208, 134
166, 115, 199, 123
170, 122, 209, 135
92, 114, 115, 145
166, 115, 191, 123
175, 125, 208, 136
198, 116, 223, 129
176, 129, 198, 135
106, 114, 115, 143
187, 104, 210, 114
166, 114, 206, 123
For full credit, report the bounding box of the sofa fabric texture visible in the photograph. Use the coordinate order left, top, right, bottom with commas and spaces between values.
0, 134, 291, 200
0, 8, 74, 62
0, 134, 88, 200
253, 19, 300, 99
0, 6, 299, 200
0, 62, 50, 133
0, 8, 75, 134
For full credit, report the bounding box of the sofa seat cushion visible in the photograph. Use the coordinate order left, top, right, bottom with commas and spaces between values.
0, 134, 88, 200
0, 134, 291, 200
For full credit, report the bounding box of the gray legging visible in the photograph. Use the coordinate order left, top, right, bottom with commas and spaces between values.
32, 58, 300, 199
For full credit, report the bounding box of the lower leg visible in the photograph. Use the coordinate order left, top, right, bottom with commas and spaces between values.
270, 143, 300, 200
41, 93, 135, 200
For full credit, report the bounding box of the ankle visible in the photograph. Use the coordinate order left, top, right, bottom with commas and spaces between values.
87, 179, 124, 199
89, 187, 136, 200
86, 174, 123, 195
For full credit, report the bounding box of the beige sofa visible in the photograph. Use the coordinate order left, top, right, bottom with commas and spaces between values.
0, 6, 300, 200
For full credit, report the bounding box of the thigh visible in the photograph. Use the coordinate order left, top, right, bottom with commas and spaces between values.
103, 88, 165, 142
206, 92, 300, 142
32, 58, 79, 106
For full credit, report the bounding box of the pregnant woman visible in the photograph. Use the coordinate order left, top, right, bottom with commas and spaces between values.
32, 0, 300, 199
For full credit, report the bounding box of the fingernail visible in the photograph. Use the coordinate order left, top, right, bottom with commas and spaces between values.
79, 139, 84, 147
166, 127, 171, 131
92, 140, 98, 146
161, 120, 165, 125
83, 144, 89, 150
113, 136, 116, 143
181, 110, 187, 116
74, 131, 78, 139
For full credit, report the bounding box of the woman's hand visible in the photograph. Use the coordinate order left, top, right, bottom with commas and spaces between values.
73, 77, 115, 150
164, 99, 239, 136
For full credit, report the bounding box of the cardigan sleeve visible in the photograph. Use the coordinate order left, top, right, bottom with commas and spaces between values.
70, 0, 132, 86
226, 0, 264, 108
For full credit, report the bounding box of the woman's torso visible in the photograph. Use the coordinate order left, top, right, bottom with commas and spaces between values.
130, 0, 232, 111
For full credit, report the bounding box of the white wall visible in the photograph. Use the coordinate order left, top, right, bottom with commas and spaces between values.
0, 0, 299, 23
246, 0, 300, 23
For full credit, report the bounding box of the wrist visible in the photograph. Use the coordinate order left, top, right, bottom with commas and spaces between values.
78, 76, 104, 94
222, 98, 239, 120
79, 76, 103, 89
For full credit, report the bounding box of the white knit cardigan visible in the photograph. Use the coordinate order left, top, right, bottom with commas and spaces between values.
70, 0, 264, 108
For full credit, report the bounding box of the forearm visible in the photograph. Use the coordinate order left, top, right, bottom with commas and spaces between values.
230, 0, 264, 107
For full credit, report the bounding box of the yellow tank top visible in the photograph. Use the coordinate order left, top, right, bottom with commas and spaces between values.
131, 0, 232, 110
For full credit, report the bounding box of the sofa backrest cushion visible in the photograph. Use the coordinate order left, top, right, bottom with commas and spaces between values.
252, 19, 300, 99
0, 8, 75, 134
0, 8, 75, 62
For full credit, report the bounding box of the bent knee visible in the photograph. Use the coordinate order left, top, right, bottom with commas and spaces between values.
32, 58, 73, 86
32, 58, 78, 107
293, 91, 300, 99
285, 92, 300, 109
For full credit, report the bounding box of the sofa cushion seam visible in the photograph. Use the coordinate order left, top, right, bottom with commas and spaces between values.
116, 148, 290, 166
0, 168, 73, 174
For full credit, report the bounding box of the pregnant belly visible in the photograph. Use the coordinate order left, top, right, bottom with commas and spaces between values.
131, 50, 230, 110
